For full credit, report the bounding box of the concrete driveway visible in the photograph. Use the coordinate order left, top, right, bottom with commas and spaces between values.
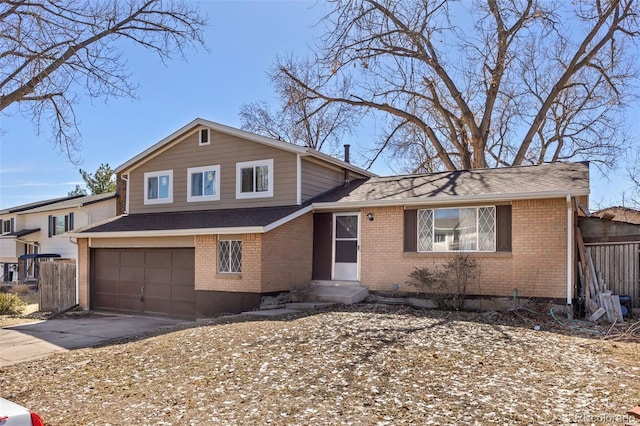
0, 314, 187, 367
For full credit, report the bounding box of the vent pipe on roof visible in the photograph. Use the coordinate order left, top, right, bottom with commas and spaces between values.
343, 144, 351, 186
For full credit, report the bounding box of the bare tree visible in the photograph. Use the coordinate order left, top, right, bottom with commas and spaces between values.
240, 57, 358, 154
278, 0, 639, 172
0, 0, 207, 161
627, 151, 640, 207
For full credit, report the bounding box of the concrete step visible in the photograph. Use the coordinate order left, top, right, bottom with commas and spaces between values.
290, 284, 368, 305
310, 280, 362, 287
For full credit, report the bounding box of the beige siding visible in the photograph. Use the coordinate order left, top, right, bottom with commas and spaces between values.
359, 198, 571, 300
128, 128, 299, 213
301, 159, 345, 201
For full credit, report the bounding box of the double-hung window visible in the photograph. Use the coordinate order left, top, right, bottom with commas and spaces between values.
236, 159, 273, 199
2, 219, 11, 234
144, 170, 173, 205
187, 165, 220, 202
218, 239, 242, 273
417, 207, 496, 252
48, 213, 74, 237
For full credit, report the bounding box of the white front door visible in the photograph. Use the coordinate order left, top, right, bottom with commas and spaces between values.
332, 212, 360, 281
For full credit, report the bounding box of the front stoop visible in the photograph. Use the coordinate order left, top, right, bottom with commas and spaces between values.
290, 282, 369, 305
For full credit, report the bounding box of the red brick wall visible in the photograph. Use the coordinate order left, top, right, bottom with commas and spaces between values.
359, 198, 571, 299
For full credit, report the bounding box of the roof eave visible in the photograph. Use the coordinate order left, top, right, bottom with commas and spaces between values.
300, 150, 377, 178
67, 226, 266, 239
312, 189, 590, 210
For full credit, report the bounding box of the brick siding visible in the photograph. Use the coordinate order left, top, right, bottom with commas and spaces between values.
194, 213, 312, 293
77, 238, 90, 309
360, 198, 571, 299
195, 234, 262, 293
261, 213, 313, 292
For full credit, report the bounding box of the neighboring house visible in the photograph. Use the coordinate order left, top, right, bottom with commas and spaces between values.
593, 206, 640, 225
0, 193, 117, 282
71, 118, 590, 320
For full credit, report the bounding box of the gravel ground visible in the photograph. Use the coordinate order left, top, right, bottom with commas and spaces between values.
1, 304, 639, 425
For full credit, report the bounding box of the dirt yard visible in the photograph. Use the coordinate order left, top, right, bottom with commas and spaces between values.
1, 304, 639, 425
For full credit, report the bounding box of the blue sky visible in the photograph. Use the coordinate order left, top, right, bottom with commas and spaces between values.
0, 1, 638, 210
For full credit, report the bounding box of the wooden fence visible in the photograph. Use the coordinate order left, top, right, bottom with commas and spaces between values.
39, 262, 76, 313
586, 242, 640, 310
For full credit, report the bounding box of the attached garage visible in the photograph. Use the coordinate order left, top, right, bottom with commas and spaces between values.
91, 248, 196, 320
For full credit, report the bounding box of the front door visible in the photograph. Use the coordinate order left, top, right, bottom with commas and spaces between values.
333, 213, 360, 281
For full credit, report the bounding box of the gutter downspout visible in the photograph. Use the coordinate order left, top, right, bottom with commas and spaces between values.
566, 194, 573, 318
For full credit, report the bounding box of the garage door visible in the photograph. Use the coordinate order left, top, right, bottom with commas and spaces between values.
91, 248, 196, 320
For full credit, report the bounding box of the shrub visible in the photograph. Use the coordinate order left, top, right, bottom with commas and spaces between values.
407, 254, 479, 310
0, 293, 26, 315
12, 283, 31, 295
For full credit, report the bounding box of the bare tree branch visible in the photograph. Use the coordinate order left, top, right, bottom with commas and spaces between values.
0, 0, 207, 162
278, 0, 639, 172
239, 57, 359, 156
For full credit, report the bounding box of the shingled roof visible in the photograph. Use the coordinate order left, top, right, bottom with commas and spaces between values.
314, 161, 589, 207
77, 204, 311, 235
74, 162, 589, 236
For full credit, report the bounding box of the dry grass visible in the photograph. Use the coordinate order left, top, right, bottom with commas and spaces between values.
0, 290, 41, 328
1, 304, 639, 425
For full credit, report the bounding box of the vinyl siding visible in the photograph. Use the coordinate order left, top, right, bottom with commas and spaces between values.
301, 159, 345, 201
127, 128, 299, 213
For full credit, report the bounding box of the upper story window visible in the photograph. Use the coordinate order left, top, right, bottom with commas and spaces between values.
199, 128, 210, 145
48, 213, 74, 237
236, 159, 274, 199
2, 219, 11, 234
187, 165, 220, 202
144, 170, 173, 205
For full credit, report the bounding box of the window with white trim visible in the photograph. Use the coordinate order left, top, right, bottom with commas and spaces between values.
144, 170, 173, 205
187, 165, 220, 202
236, 159, 274, 199
2, 219, 11, 234
48, 213, 74, 237
199, 128, 210, 145
218, 239, 242, 273
417, 207, 496, 252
